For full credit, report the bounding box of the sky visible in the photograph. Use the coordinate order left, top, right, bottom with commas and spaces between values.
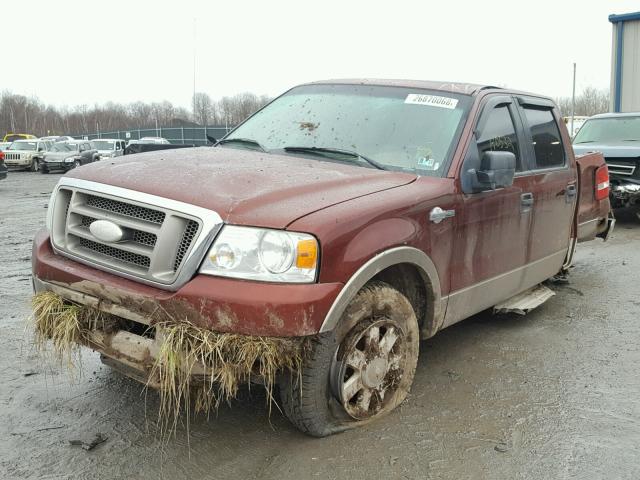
4, 0, 638, 109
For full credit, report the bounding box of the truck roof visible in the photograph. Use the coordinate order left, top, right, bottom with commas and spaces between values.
307, 78, 552, 101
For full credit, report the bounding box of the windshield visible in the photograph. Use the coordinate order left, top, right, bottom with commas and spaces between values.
91, 140, 116, 150
574, 116, 640, 144
51, 142, 78, 152
8, 141, 37, 151
224, 84, 472, 175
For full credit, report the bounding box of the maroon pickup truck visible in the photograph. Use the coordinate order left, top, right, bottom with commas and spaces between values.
32, 79, 613, 437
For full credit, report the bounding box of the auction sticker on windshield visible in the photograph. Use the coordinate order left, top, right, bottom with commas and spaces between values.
404, 94, 459, 109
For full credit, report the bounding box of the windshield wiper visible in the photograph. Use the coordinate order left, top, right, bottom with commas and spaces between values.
574, 141, 596, 144
283, 146, 386, 170
216, 137, 267, 152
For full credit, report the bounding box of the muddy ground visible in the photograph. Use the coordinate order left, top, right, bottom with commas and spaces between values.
1, 171, 639, 480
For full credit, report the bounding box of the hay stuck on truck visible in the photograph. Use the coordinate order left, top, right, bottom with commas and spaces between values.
32, 79, 612, 436
32, 291, 308, 430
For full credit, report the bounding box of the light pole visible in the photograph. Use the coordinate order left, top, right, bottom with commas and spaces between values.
570, 62, 576, 136
193, 18, 196, 122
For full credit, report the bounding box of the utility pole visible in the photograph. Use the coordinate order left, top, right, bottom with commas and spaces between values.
570, 62, 576, 137
193, 18, 196, 122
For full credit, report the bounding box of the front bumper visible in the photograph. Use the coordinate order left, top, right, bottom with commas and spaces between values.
5, 158, 31, 169
611, 181, 640, 207
43, 161, 72, 171
32, 229, 343, 337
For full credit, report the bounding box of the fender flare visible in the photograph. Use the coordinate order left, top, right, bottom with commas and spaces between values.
319, 246, 443, 334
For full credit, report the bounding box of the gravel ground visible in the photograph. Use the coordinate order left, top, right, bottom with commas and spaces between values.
1, 171, 639, 480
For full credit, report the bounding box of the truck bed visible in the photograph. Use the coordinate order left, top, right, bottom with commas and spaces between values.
575, 151, 613, 242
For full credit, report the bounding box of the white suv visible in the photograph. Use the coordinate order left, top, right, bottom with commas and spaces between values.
90, 139, 126, 159
3, 139, 53, 171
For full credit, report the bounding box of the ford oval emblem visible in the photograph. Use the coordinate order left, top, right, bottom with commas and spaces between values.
89, 220, 124, 243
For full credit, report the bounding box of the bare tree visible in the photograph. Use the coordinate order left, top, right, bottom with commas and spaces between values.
192, 92, 214, 125
0, 90, 272, 136
555, 87, 610, 117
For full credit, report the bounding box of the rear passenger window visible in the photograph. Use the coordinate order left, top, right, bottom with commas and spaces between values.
523, 107, 565, 169
477, 105, 522, 171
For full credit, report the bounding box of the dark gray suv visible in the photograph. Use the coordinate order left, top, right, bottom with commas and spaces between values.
41, 140, 99, 174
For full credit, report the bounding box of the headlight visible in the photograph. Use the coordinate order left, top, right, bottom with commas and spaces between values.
64, 157, 75, 163
199, 226, 318, 283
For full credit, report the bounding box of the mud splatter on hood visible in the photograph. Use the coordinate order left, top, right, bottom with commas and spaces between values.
65, 147, 417, 229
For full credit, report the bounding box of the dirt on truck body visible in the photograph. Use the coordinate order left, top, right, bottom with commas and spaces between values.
31, 79, 613, 437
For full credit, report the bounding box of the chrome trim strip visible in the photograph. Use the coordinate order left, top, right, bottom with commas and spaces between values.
319, 246, 443, 334
48, 177, 224, 291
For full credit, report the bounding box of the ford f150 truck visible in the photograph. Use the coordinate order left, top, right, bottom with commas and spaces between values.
32, 80, 613, 437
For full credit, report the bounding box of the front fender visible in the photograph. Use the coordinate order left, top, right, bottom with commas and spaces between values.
319, 246, 442, 333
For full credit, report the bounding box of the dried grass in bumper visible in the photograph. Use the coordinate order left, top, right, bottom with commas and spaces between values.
31, 292, 309, 433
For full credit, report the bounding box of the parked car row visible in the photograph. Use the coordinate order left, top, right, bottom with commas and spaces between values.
0, 136, 130, 174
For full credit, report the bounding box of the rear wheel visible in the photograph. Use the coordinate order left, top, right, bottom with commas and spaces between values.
279, 281, 419, 437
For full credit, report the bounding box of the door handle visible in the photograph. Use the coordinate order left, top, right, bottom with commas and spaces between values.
521, 192, 534, 213
565, 184, 577, 203
429, 206, 455, 224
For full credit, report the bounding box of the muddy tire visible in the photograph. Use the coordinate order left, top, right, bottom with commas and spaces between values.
279, 281, 419, 437
30, 158, 40, 172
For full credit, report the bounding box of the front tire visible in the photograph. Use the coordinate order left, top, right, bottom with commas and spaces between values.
279, 281, 419, 437
30, 158, 40, 172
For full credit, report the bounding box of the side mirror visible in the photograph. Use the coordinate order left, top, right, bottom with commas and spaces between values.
468, 151, 516, 192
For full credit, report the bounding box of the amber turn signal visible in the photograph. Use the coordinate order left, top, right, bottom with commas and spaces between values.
296, 239, 318, 269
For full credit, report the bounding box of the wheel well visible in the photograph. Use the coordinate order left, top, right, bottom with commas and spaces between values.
370, 263, 435, 336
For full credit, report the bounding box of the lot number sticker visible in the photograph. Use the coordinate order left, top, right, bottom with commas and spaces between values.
405, 94, 458, 109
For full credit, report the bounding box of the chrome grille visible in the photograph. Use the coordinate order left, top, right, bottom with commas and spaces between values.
132, 230, 158, 247
78, 214, 157, 247
86, 194, 166, 224
606, 163, 636, 176
174, 220, 199, 270
79, 238, 151, 268
50, 179, 224, 290
4, 153, 21, 161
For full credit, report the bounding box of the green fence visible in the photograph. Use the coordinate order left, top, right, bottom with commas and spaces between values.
73, 126, 232, 146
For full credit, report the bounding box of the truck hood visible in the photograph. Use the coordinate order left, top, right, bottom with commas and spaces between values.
64, 147, 417, 228
573, 141, 640, 158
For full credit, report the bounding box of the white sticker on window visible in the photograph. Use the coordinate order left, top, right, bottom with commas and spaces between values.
405, 94, 458, 109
